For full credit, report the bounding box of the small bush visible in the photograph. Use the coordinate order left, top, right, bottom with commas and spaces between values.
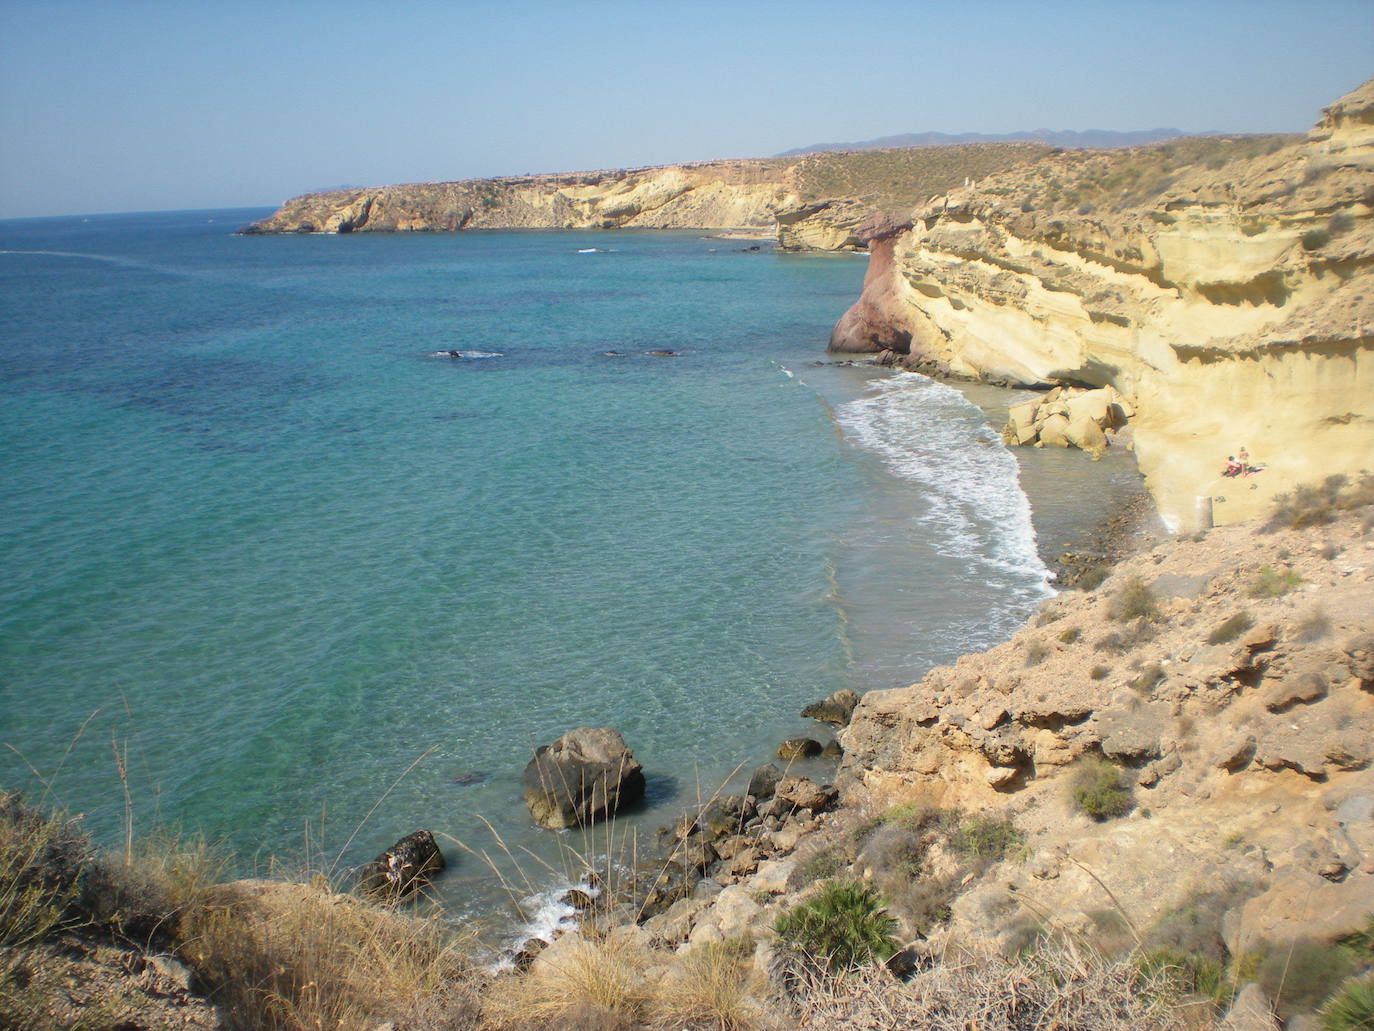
1207, 611, 1254, 645
1259, 939, 1357, 1020
1025, 641, 1052, 667
81, 833, 222, 946
1264, 476, 1357, 532
798, 941, 1189, 1028
1137, 947, 1232, 1007
949, 816, 1024, 863
1090, 665, 1111, 680
0, 793, 90, 959
1321, 971, 1374, 1031
1057, 626, 1082, 645
773, 880, 899, 974
1076, 564, 1111, 591
1108, 577, 1158, 622
799, 845, 848, 883
1094, 618, 1155, 653
653, 938, 766, 1031
1070, 757, 1133, 821
1249, 565, 1303, 598
1130, 664, 1166, 696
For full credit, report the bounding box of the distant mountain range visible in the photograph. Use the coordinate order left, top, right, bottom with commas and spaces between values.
777, 128, 1195, 157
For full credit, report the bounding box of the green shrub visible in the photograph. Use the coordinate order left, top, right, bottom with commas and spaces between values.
1137, 947, 1232, 1007
1208, 611, 1254, 645
1259, 939, 1358, 1020
1321, 971, 1374, 1031
1057, 626, 1082, 644
1107, 577, 1157, 622
948, 815, 1024, 863
1070, 757, 1133, 821
1249, 565, 1303, 598
773, 880, 899, 973
1090, 665, 1111, 680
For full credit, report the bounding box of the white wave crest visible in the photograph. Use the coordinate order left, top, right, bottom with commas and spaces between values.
834, 372, 1050, 585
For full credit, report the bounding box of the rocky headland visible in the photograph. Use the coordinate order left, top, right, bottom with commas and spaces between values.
241, 143, 1049, 244
829, 78, 1374, 533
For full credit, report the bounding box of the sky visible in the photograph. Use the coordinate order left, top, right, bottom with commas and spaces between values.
1, 0, 1371, 219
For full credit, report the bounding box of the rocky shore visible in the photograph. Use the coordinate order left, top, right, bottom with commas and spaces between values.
6, 75, 1373, 1031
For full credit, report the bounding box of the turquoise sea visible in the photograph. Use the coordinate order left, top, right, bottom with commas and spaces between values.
0, 210, 1134, 933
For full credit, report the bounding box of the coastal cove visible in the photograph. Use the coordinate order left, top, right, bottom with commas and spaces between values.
0, 211, 1144, 930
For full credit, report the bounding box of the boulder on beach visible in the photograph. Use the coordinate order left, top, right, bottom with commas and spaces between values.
356, 829, 445, 899
523, 727, 646, 829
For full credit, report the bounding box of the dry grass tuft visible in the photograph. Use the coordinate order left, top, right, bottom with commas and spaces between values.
484, 929, 651, 1031
81, 832, 223, 947
181, 879, 480, 1031
793, 941, 1187, 1029
652, 938, 771, 1031
0, 796, 87, 954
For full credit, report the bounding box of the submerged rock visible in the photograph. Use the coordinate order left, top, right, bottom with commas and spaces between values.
356, 830, 445, 900
801, 688, 862, 727
522, 727, 646, 829
776, 738, 822, 761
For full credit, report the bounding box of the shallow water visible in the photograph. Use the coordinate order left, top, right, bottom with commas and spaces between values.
0, 212, 1133, 931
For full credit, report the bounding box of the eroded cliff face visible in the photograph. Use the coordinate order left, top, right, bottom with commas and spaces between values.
245, 160, 801, 234
839, 499, 1374, 963
244, 143, 1051, 242
831, 78, 1374, 530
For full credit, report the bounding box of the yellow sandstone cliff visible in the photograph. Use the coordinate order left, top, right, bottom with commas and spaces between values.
830, 78, 1374, 531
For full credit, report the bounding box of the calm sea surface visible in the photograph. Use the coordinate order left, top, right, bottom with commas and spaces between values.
0, 210, 1134, 933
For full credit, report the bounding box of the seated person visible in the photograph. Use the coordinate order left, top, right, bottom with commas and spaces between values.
1223, 456, 1243, 477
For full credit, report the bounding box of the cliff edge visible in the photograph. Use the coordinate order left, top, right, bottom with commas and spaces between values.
830, 77, 1374, 531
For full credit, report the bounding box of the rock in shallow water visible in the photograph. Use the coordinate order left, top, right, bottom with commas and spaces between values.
356, 830, 445, 900
522, 727, 646, 829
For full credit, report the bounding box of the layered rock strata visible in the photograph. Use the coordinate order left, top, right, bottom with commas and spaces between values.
838, 500, 1374, 958
242, 144, 1048, 241
830, 77, 1374, 530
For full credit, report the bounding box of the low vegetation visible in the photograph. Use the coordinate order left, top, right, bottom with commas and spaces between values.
1321, 971, 1374, 1031
772, 879, 899, 975
1264, 473, 1374, 532
797, 941, 1189, 1030
1070, 757, 1134, 821
1207, 611, 1253, 645
1107, 575, 1158, 622
1249, 564, 1303, 598
793, 142, 1048, 213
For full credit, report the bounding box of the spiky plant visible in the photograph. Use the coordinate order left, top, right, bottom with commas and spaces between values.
773, 879, 899, 974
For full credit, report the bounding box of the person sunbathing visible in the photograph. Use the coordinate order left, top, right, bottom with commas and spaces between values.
1223, 456, 1243, 477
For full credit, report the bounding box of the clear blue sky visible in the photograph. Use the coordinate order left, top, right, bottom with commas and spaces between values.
2, 0, 1370, 218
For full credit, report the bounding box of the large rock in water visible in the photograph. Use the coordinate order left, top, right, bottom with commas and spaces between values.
523, 727, 646, 829
801, 688, 861, 727
356, 830, 445, 900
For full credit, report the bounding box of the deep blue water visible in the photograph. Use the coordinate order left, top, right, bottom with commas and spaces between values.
0, 210, 1061, 926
